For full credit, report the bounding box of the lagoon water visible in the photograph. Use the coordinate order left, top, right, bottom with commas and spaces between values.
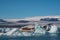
0, 33, 60, 40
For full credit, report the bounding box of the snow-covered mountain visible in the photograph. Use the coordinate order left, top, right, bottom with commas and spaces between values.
0, 19, 7, 22
40, 18, 59, 21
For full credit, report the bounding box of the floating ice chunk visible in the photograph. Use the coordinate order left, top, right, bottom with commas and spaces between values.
34, 23, 46, 35
48, 25, 58, 33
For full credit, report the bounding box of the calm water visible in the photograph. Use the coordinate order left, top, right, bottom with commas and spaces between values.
0, 33, 60, 40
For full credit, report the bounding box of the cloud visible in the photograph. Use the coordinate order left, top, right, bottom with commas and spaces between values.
4, 16, 60, 22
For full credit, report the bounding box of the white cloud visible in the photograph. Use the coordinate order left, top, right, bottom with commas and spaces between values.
4, 16, 60, 22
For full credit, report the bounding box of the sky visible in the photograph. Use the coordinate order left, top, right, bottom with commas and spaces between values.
0, 0, 60, 19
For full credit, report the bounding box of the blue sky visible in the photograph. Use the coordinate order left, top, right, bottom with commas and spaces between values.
0, 0, 60, 19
